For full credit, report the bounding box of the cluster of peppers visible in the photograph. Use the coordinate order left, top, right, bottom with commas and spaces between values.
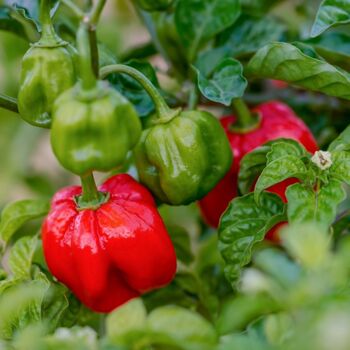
17, 0, 317, 312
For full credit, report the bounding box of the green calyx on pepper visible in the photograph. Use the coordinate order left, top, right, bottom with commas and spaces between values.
100, 65, 233, 206
18, 0, 76, 128
50, 24, 141, 176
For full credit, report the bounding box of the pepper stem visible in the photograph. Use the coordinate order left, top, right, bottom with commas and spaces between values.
0, 93, 18, 114
39, 0, 61, 45
100, 64, 181, 122
77, 172, 109, 210
231, 98, 260, 133
77, 22, 97, 91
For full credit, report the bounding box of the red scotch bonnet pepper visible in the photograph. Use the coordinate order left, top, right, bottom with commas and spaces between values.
199, 101, 319, 239
42, 174, 177, 313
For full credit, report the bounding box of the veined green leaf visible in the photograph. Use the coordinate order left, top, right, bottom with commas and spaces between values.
0, 199, 50, 243
219, 192, 286, 287
286, 179, 346, 226
328, 124, 350, 151
330, 151, 350, 185
246, 42, 350, 100
311, 0, 350, 38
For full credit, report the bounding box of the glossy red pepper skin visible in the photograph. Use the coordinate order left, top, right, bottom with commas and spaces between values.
42, 174, 177, 313
199, 101, 319, 230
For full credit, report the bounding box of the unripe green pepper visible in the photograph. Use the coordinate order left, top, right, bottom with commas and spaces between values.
100, 64, 233, 205
51, 82, 141, 175
18, 0, 76, 128
134, 110, 233, 205
135, 0, 173, 11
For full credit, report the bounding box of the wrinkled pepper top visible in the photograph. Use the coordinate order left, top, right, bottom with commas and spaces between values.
18, 42, 76, 128
134, 110, 233, 205
42, 174, 177, 313
51, 82, 142, 175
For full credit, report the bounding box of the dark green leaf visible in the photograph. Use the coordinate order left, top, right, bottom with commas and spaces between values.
195, 58, 247, 106
0, 199, 50, 243
107, 59, 165, 117
217, 15, 285, 58
311, 0, 350, 38
0, 6, 26, 37
175, 0, 241, 61
246, 42, 350, 100
219, 192, 286, 287
167, 225, 194, 265
241, 0, 283, 15
286, 179, 346, 226
254, 141, 308, 202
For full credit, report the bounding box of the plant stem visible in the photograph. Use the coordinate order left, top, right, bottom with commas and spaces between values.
231, 98, 260, 132
80, 172, 100, 203
39, 0, 61, 44
77, 22, 97, 90
100, 64, 180, 122
0, 94, 19, 114
61, 0, 84, 19
188, 84, 199, 110
89, 0, 107, 26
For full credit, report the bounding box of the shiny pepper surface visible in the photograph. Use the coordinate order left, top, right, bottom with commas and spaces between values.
51, 83, 141, 175
18, 43, 76, 128
199, 101, 318, 228
42, 174, 177, 313
134, 110, 233, 205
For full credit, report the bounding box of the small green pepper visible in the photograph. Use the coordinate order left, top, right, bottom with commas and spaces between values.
134, 109, 233, 205
51, 25, 141, 175
18, 0, 76, 128
100, 64, 232, 205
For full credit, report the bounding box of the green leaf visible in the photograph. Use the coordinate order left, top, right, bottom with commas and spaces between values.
147, 305, 218, 346
239, 137, 308, 196
216, 294, 279, 335
107, 59, 169, 117
8, 236, 38, 279
217, 15, 285, 58
195, 58, 247, 106
328, 124, 350, 151
286, 179, 346, 227
281, 223, 331, 268
305, 32, 350, 71
254, 141, 308, 203
0, 6, 26, 37
175, 0, 241, 61
241, 0, 282, 15
167, 225, 194, 265
329, 151, 350, 185
246, 42, 350, 100
219, 192, 286, 287
311, 0, 350, 38
0, 199, 50, 243
106, 299, 147, 344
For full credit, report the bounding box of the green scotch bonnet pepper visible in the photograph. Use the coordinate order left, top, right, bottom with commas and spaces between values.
18, 0, 76, 128
51, 26, 141, 175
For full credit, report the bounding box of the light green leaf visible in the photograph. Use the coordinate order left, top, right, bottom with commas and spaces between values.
195, 58, 247, 106
8, 236, 38, 279
246, 42, 350, 100
175, 0, 241, 61
219, 192, 286, 287
329, 151, 350, 185
281, 223, 331, 268
328, 124, 350, 151
0, 199, 50, 243
311, 0, 350, 38
106, 298, 147, 344
286, 179, 346, 226
147, 305, 218, 346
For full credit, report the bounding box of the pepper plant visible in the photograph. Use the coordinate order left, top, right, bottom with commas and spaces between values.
0, 0, 350, 349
